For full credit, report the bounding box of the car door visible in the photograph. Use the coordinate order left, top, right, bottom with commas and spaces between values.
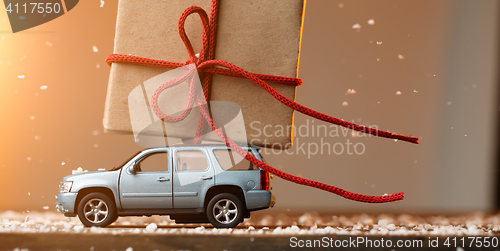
119, 150, 173, 209
173, 148, 215, 209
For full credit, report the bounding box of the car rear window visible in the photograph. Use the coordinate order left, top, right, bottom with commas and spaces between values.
213, 149, 258, 171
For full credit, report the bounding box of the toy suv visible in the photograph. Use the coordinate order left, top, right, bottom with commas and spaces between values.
56, 145, 275, 228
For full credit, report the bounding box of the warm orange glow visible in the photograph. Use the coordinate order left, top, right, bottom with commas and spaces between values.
0, 1, 142, 210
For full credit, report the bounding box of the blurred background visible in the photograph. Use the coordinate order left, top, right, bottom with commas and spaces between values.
0, 0, 498, 214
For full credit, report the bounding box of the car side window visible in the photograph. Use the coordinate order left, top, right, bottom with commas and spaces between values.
176, 150, 208, 171
137, 152, 169, 172
212, 149, 257, 171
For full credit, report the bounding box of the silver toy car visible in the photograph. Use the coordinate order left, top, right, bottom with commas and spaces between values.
56, 144, 275, 228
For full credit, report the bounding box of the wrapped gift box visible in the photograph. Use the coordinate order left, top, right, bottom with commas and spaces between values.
104, 0, 305, 148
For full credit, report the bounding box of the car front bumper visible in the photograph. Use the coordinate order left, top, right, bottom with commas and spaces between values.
55, 192, 78, 217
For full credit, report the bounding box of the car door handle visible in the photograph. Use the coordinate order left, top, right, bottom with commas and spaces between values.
200, 176, 213, 180
157, 177, 170, 182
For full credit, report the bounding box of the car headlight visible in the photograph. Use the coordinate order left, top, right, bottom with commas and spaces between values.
59, 181, 73, 193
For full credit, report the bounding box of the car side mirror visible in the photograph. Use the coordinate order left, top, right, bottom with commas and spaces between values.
129, 164, 137, 174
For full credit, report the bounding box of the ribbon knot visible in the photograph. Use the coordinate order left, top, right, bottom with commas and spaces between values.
106, 0, 419, 203
186, 58, 197, 65
178, 6, 211, 68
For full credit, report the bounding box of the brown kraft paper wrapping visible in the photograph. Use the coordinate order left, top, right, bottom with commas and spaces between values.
104, 0, 305, 148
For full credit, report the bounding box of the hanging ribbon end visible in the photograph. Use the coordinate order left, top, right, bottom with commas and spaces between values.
391, 192, 405, 201
378, 192, 404, 203
370, 192, 404, 203
410, 137, 419, 144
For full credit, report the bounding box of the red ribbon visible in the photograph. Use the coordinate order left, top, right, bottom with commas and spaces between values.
106, 0, 419, 203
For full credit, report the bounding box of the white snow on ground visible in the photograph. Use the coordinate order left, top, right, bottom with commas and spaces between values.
145, 223, 157, 232
1, 211, 500, 236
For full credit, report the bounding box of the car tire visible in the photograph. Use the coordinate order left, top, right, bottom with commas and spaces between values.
206, 193, 244, 228
77, 192, 118, 227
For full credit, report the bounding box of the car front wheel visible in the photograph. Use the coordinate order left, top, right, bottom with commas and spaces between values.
206, 193, 244, 228
77, 192, 117, 227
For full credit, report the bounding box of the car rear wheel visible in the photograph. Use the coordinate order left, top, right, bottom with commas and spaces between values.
77, 192, 117, 227
206, 193, 244, 228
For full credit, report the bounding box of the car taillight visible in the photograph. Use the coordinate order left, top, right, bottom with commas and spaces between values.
260, 170, 269, 190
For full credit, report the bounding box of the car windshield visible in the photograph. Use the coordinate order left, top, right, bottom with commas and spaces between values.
110, 151, 141, 171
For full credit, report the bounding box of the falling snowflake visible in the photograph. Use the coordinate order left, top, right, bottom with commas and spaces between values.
100, 0, 105, 7
30, 116, 35, 120
396, 91, 402, 95
398, 54, 405, 60
367, 19, 375, 25
92, 46, 99, 53
17, 75, 25, 79
345, 89, 356, 95
45, 41, 52, 47
342, 101, 349, 107
376, 41, 382, 45
352, 23, 361, 30
40, 85, 48, 90
61, 162, 66, 165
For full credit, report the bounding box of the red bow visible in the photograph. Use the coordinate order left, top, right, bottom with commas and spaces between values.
106, 0, 419, 203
